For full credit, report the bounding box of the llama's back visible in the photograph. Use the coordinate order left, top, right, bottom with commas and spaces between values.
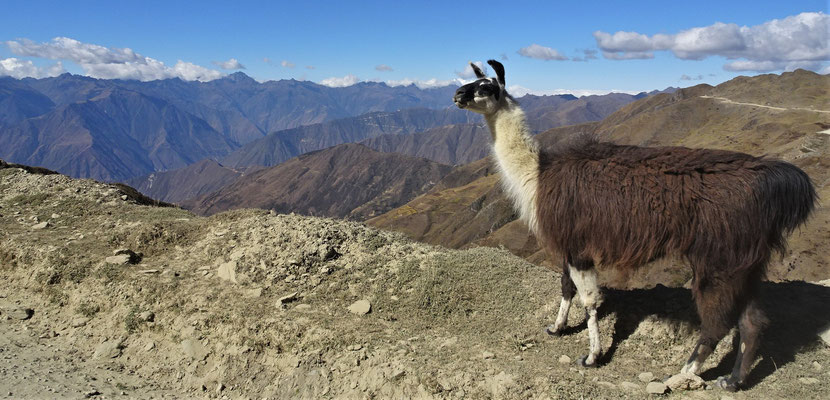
536, 139, 817, 272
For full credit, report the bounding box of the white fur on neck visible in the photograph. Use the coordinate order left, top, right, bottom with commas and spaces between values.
486, 103, 540, 235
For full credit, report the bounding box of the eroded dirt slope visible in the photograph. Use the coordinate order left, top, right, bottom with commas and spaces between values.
1, 167, 829, 399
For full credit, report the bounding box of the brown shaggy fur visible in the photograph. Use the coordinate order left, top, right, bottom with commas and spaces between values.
535, 135, 816, 389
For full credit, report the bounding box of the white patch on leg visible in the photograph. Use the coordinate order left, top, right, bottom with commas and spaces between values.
569, 266, 601, 308
586, 307, 601, 364
569, 265, 602, 364
550, 297, 572, 333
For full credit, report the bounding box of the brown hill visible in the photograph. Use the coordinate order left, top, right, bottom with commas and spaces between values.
124, 159, 265, 204
183, 143, 452, 219
369, 70, 830, 286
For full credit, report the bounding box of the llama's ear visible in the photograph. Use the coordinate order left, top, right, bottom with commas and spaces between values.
487, 60, 505, 85
470, 62, 486, 79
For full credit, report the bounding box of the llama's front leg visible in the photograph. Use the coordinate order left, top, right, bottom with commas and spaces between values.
569, 264, 602, 367
546, 267, 576, 335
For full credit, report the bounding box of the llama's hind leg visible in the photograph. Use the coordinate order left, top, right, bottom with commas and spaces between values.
568, 261, 602, 367
717, 297, 767, 391
682, 279, 738, 376
546, 266, 576, 336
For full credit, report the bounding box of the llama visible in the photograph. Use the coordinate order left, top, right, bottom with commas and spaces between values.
453, 60, 817, 391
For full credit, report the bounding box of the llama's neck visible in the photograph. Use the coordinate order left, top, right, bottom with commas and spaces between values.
485, 103, 540, 234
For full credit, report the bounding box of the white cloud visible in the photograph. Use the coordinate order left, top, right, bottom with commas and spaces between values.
593, 12, 830, 72
517, 44, 569, 61
305, 65, 315, 70
375, 64, 393, 72
602, 51, 655, 60
5, 37, 224, 81
281, 60, 295, 68
319, 74, 360, 87
385, 77, 463, 89
455, 61, 488, 79
212, 58, 245, 70
680, 74, 704, 81
508, 84, 638, 97
0, 57, 65, 79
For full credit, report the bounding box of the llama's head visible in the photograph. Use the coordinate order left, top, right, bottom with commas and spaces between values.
453, 59, 508, 115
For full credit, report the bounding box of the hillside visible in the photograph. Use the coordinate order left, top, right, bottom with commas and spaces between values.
184, 144, 453, 219
360, 123, 491, 165
369, 70, 830, 286
1, 164, 828, 398
124, 160, 262, 204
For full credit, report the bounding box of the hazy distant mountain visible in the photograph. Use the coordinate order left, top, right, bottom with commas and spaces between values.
221, 107, 480, 168
0, 77, 55, 126
0, 72, 464, 181
360, 123, 491, 165
0, 87, 235, 181
183, 143, 453, 220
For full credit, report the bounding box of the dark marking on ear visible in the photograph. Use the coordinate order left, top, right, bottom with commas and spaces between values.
470, 62, 486, 79
487, 59, 505, 85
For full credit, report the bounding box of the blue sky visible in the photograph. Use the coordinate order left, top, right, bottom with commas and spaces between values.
1, 0, 827, 95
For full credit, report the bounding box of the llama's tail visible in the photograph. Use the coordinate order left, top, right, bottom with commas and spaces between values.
757, 160, 818, 252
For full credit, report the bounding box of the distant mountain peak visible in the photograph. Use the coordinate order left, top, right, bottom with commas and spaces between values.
224, 71, 256, 83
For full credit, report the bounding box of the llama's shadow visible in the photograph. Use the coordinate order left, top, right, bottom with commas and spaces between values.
591, 281, 830, 389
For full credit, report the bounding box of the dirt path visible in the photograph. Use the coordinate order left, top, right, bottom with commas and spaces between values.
700, 95, 830, 114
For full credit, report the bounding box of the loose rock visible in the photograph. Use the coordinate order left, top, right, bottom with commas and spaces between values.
94, 338, 124, 359
639, 372, 655, 382
666, 372, 706, 391
620, 381, 640, 391
348, 299, 371, 315
482, 351, 495, 360
3, 307, 34, 320
181, 339, 208, 361
646, 381, 668, 394
70, 317, 90, 327
32, 221, 50, 230
558, 355, 571, 364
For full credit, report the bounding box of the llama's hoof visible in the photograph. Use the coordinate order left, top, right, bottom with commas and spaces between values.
715, 376, 739, 392
578, 355, 599, 368
544, 326, 562, 336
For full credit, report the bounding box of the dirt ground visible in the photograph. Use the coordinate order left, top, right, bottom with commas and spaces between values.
1, 167, 829, 399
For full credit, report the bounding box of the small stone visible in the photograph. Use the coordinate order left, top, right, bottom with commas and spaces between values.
639, 372, 655, 383
278, 292, 298, 306
181, 339, 208, 361
217, 261, 238, 283
39, 330, 57, 339
812, 361, 822, 371
144, 342, 155, 351
799, 377, 819, 385
105, 254, 132, 265
596, 381, 615, 389
646, 381, 668, 394
71, 317, 90, 327
32, 221, 50, 230
4, 307, 34, 320
294, 304, 311, 311
347, 344, 363, 351
216, 383, 225, 393
137, 269, 160, 274
138, 311, 155, 322
244, 288, 263, 298
51, 213, 61, 219
121, 195, 129, 200
482, 351, 495, 360
621, 381, 640, 391
666, 372, 705, 391
94, 338, 124, 359
558, 355, 571, 364
348, 299, 371, 315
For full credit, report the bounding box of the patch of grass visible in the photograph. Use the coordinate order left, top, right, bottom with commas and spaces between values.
8, 193, 49, 206
42, 286, 68, 306
0, 248, 17, 270
35, 252, 91, 285
124, 306, 141, 334
95, 264, 124, 282
76, 301, 100, 318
